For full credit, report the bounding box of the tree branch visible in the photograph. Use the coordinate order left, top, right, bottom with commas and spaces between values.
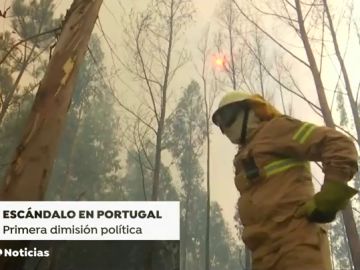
232, 0, 310, 68
0, 27, 60, 65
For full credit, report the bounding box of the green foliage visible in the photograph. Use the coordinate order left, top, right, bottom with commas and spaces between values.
164, 81, 207, 157
0, 30, 40, 113
0, 0, 59, 182
209, 203, 240, 270
12, 0, 60, 47
163, 80, 241, 269
178, 181, 240, 269
0, 0, 59, 130
121, 147, 179, 201
336, 91, 348, 127
0, 32, 19, 94
9, 0, 59, 74
164, 80, 207, 187
118, 79, 240, 268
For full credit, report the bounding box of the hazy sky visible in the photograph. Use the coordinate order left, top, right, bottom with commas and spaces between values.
44, 0, 360, 235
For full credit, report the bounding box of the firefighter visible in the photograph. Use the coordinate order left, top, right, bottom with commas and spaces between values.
212, 91, 358, 270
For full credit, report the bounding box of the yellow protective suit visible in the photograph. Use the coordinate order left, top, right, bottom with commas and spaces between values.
233, 115, 358, 270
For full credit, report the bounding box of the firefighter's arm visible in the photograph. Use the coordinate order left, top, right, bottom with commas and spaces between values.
268, 116, 358, 222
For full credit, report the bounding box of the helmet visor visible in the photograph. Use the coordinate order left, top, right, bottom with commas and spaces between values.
213, 102, 246, 130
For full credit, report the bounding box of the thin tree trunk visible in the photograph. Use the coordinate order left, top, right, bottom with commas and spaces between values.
0, 1, 103, 269
323, 0, 360, 140
47, 107, 83, 270
342, 207, 360, 270
60, 105, 83, 199
152, 123, 164, 201
151, 0, 174, 202
147, 2, 175, 270
205, 124, 211, 270
201, 46, 211, 270
228, 15, 237, 90
294, 0, 333, 126
245, 248, 251, 269
328, 229, 335, 270
255, 33, 265, 97
224, 0, 237, 91
322, 0, 360, 264
295, 1, 360, 269
181, 191, 191, 270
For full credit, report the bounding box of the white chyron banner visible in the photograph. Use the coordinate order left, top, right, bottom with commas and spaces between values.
0, 201, 180, 240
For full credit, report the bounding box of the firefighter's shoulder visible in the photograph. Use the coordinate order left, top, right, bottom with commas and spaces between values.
263, 115, 308, 134
259, 115, 326, 146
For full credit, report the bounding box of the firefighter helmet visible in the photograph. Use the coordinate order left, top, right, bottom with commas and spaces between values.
212, 91, 282, 127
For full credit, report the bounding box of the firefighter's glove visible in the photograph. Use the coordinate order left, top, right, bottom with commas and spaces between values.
295, 180, 358, 223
